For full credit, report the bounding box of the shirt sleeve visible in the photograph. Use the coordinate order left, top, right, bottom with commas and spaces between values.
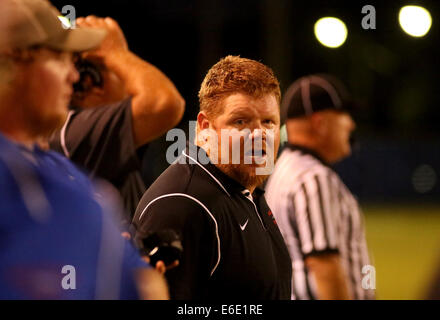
49, 98, 141, 186
133, 195, 218, 300
291, 171, 339, 257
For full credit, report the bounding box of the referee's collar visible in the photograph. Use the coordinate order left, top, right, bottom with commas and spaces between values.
285, 143, 330, 167
182, 143, 265, 198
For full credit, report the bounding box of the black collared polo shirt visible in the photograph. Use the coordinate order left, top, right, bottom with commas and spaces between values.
49, 98, 145, 227
132, 145, 292, 300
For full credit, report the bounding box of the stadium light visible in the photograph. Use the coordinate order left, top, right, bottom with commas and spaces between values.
399, 5, 432, 37
314, 17, 348, 48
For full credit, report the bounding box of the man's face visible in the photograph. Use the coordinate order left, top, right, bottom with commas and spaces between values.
200, 92, 280, 189
17, 47, 79, 136
320, 110, 356, 163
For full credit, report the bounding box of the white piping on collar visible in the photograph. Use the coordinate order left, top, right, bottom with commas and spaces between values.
60, 110, 75, 158
182, 150, 231, 198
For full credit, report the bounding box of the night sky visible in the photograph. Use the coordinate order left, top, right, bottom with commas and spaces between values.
50, 0, 440, 200
50, 0, 439, 135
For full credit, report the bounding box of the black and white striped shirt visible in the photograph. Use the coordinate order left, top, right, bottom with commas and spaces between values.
265, 144, 374, 300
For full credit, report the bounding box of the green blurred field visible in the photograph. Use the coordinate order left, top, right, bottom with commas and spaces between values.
363, 204, 440, 300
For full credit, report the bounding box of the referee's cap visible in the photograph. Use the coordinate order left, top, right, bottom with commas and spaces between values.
0, 0, 106, 52
281, 74, 354, 123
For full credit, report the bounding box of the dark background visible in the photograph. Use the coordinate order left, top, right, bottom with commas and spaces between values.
51, 0, 440, 204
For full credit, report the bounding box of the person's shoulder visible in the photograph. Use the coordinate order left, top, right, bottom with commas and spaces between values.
44, 148, 80, 170
134, 159, 224, 221
146, 160, 193, 194
0, 152, 16, 185
271, 147, 328, 182
291, 149, 332, 178
74, 98, 132, 118
42, 149, 93, 187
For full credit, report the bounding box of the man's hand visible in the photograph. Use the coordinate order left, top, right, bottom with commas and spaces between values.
121, 232, 179, 275
135, 268, 170, 300
74, 15, 185, 147
76, 16, 128, 59
305, 252, 352, 300
155, 260, 180, 274
141, 256, 179, 274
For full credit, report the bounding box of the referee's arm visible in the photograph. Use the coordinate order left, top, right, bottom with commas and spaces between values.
305, 253, 351, 300
292, 172, 352, 300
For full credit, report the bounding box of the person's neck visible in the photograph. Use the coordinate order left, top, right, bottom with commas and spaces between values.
0, 128, 35, 148
0, 92, 33, 146
0, 111, 35, 148
246, 185, 256, 194
214, 163, 257, 194
197, 142, 257, 194
288, 138, 331, 163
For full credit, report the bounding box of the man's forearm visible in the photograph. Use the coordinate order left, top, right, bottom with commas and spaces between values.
103, 49, 181, 107
306, 253, 352, 300
76, 16, 185, 146
312, 268, 351, 299
105, 50, 185, 145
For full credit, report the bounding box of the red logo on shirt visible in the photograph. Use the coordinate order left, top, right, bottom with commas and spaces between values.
268, 210, 277, 225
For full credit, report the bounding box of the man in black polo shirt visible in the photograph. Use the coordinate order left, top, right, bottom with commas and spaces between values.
132, 56, 292, 300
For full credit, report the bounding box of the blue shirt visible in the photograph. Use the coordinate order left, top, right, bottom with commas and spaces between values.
0, 133, 148, 299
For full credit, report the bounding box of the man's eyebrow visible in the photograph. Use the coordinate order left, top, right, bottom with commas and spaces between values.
228, 108, 254, 117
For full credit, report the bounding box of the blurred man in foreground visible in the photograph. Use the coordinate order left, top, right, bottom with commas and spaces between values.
265, 74, 374, 300
0, 0, 167, 299
133, 56, 292, 300
49, 15, 185, 225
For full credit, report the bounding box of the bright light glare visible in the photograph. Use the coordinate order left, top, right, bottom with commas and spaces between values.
58, 16, 72, 29
399, 6, 432, 37
314, 17, 347, 48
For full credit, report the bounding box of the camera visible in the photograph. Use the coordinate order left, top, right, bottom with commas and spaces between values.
140, 229, 183, 267
73, 56, 103, 94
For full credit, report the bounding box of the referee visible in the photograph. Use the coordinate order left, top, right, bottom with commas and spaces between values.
265, 74, 374, 300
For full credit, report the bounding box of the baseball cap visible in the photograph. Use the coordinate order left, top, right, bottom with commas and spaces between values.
0, 0, 106, 52
281, 74, 354, 123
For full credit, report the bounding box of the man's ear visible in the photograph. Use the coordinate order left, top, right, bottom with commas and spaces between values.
311, 112, 328, 137
195, 111, 211, 145
197, 111, 210, 130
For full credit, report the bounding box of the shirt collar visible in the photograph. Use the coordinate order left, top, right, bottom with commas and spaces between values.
285, 143, 330, 167
182, 143, 265, 198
